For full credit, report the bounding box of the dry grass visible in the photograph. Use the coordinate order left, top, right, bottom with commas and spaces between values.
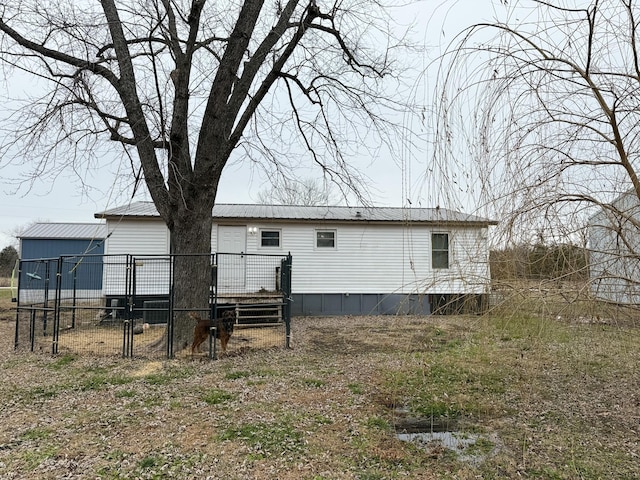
0, 291, 639, 479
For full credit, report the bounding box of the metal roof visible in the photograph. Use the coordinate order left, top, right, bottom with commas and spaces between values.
19, 222, 107, 240
96, 202, 497, 226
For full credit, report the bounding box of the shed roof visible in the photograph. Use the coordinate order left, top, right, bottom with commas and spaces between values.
19, 222, 107, 240
95, 201, 497, 226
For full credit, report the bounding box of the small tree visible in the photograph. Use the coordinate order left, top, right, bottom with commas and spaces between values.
0, 1, 411, 349
255, 177, 336, 206
0, 245, 18, 278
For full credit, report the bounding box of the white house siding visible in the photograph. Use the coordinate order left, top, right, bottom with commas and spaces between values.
105, 220, 170, 255
216, 221, 491, 296
589, 192, 640, 304
99, 211, 492, 315
103, 220, 171, 296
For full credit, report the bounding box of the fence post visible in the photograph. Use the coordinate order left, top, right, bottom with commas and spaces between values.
123, 255, 135, 358
281, 253, 293, 349
29, 309, 36, 352
43, 261, 50, 336
209, 255, 218, 319
14, 260, 22, 351
167, 254, 175, 359
71, 260, 78, 329
52, 257, 63, 355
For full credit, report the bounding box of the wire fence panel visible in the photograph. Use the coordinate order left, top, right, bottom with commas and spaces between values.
14, 253, 292, 359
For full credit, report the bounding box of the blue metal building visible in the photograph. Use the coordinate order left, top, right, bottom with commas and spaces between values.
18, 223, 107, 294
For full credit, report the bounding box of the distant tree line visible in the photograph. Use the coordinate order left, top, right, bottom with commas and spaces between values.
0, 246, 18, 278
490, 243, 588, 281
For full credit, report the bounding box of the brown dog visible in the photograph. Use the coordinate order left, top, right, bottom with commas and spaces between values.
190, 311, 235, 356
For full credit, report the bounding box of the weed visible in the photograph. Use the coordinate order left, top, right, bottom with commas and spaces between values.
218, 420, 305, 458
50, 354, 76, 370
144, 373, 171, 385
22, 445, 58, 470
115, 389, 136, 399
138, 455, 159, 469
348, 382, 364, 394
80, 373, 132, 391
303, 378, 325, 388
21, 384, 68, 400
201, 388, 235, 405
225, 370, 252, 380
20, 427, 52, 441
366, 416, 389, 430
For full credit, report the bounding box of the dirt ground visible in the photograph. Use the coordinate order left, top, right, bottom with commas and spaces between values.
1, 296, 639, 479
13, 308, 286, 359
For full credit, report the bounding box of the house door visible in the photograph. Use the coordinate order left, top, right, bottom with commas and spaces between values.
217, 225, 247, 292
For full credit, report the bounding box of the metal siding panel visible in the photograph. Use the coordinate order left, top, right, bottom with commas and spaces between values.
343, 294, 362, 314
278, 222, 491, 295
21, 239, 105, 260
106, 220, 168, 255
321, 294, 343, 314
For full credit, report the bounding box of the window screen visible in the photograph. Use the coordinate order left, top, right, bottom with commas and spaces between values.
432, 233, 449, 269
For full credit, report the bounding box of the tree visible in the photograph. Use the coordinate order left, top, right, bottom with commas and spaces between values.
436, 1, 640, 287
255, 177, 336, 205
0, 0, 409, 349
0, 245, 18, 278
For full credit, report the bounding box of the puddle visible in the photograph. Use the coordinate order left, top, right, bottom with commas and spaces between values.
394, 417, 497, 465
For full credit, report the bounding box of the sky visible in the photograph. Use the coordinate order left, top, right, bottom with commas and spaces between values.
0, 0, 505, 250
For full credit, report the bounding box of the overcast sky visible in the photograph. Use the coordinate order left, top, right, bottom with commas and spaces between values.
0, 0, 506, 250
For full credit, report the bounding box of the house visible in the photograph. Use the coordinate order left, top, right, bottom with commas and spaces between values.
95, 202, 497, 315
588, 190, 640, 304
17, 222, 107, 302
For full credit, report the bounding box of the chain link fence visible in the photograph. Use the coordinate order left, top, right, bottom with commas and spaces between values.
14, 253, 292, 359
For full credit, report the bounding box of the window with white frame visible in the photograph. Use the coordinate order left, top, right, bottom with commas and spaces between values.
431, 233, 449, 269
316, 230, 336, 248
260, 229, 281, 248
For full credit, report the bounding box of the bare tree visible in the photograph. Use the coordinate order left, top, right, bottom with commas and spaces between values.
255, 176, 337, 205
437, 0, 640, 300
0, 0, 410, 348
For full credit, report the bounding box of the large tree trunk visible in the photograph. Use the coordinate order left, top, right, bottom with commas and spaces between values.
168, 205, 214, 353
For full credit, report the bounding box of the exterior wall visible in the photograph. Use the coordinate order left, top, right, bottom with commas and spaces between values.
103, 221, 171, 296
227, 221, 491, 296
18, 239, 105, 303
103, 218, 492, 314
21, 238, 105, 260
589, 192, 640, 304
105, 220, 170, 255
290, 293, 431, 316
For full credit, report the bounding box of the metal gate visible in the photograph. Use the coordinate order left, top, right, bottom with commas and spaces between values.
14, 253, 292, 358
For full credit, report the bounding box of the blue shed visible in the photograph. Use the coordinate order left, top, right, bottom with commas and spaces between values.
18, 223, 107, 296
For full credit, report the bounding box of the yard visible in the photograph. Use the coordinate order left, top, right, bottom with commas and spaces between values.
0, 285, 638, 479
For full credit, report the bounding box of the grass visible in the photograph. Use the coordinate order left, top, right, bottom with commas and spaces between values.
217, 419, 306, 459
201, 387, 236, 405
0, 291, 639, 479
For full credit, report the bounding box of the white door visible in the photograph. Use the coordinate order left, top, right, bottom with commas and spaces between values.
217, 226, 247, 292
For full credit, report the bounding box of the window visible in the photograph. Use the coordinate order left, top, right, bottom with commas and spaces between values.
316, 230, 336, 248
260, 230, 280, 248
432, 233, 449, 269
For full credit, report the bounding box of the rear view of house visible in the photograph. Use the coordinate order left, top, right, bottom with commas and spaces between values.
96, 203, 497, 315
